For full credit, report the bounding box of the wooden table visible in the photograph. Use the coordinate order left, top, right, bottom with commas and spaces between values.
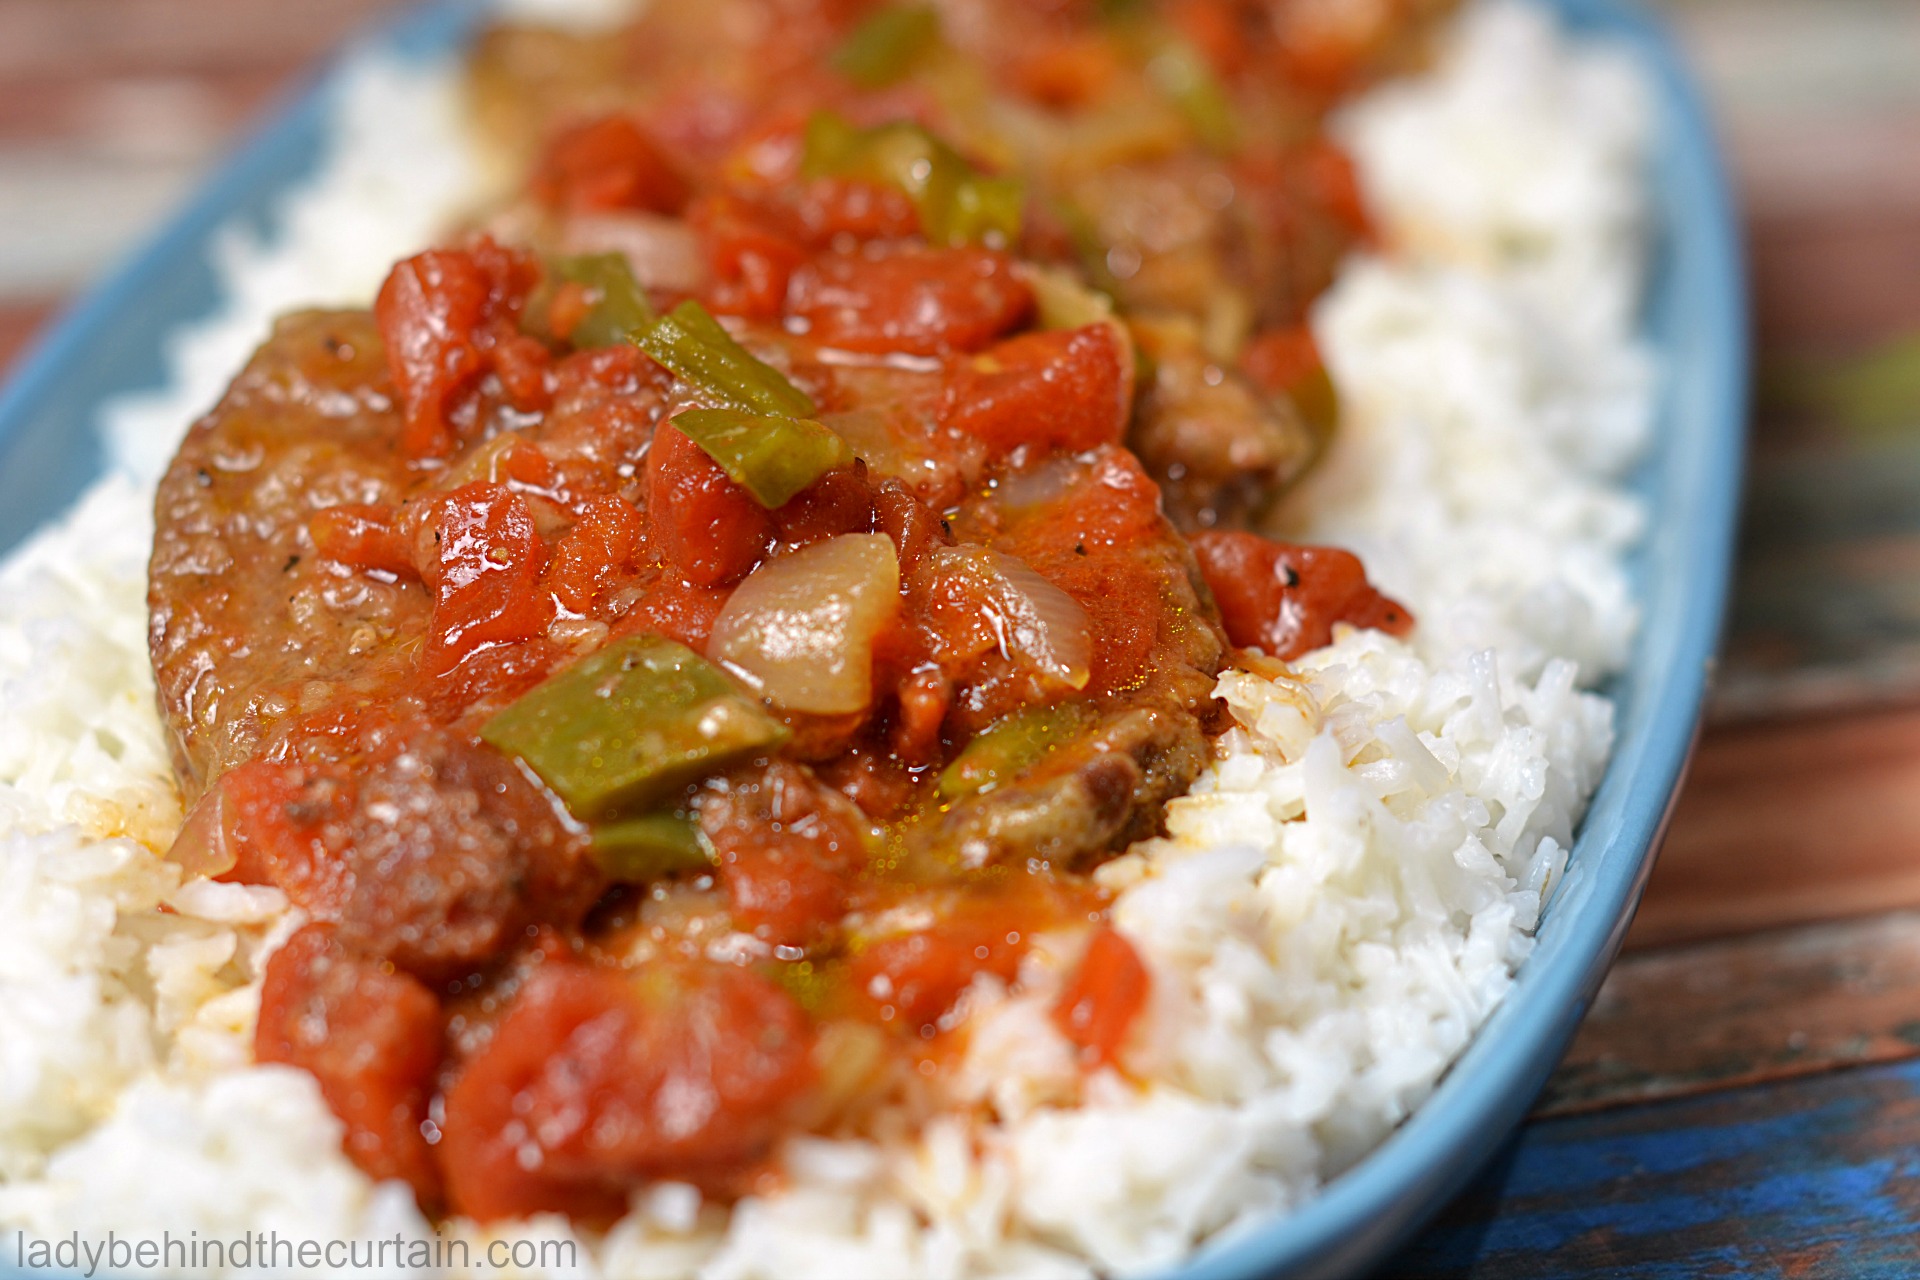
6, 1, 1920, 1274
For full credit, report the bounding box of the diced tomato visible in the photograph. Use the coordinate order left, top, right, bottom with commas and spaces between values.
423, 637, 563, 722
550, 342, 659, 400
423, 482, 555, 677
439, 957, 814, 1222
689, 193, 809, 320
888, 666, 952, 764
1240, 323, 1324, 399
490, 332, 555, 414
873, 478, 949, 577
495, 437, 560, 490
531, 115, 690, 215
256, 924, 444, 1204
993, 448, 1173, 694
377, 251, 489, 460
786, 244, 1033, 356
1293, 139, 1372, 241
218, 757, 355, 913
701, 762, 869, 946
1170, 0, 1249, 77
375, 239, 541, 461
943, 323, 1131, 457
611, 572, 734, 651
1189, 530, 1413, 661
1271, 5, 1391, 99
789, 177, 922, 246
1052, 924, 1149, 1068
851, 915, 1031, 1032
309, 503, 416, 580
645, 423, 775, 586
772, 463, 877, 548
544, 495, 644, 616
1007, 33, 1122, 107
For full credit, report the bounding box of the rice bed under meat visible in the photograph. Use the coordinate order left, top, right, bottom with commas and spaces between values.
0, 3, 1651, 1276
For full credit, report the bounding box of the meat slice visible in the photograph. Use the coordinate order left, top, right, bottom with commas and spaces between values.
149, 310, 425, 797
919, 446, 1227, 870
916, 698, 1215, 871
223, 730, 604, 982
1129, 315, 1319, 531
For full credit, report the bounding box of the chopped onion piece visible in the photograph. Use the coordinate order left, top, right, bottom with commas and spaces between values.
561, 211, 705, 294
710, 534, 901, 715
168, 782, 236, 879
926, 546, 1092, 690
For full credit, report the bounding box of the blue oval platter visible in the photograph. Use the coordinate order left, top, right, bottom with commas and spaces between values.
0, 1, 1745, 1276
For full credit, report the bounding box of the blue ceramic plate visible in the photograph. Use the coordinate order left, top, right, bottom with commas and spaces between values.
0, 2, 1743, 1277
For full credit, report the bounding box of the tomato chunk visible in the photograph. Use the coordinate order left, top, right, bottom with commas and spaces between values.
375, 240, 539, 461
852, 915, 1030, 1032
1052, 924, 1149, 1068
701, 762, 869, 946
991, 448, 1175, 695
310, 503, 416, 580
544, 495, 643, 616
612, 573, 734, 651
1189, 530, 1413, 660
772, 463, 878, 548
1240, 324, 1324, 399
790, 177, 921, 246
439, 957, 815, 1222
219, 757, 355, 912
786, 244, 1032, 356
944, 323, 1131, 456
646, 423, 775, 586
257, 924, 444, 1204
423, 483, 554, 677
689, 193, 809, 321
532, 115, 690, 215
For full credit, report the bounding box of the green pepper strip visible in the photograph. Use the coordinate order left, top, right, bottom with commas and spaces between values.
802, 112, 1024, 249
831, 4, 941, 89
591, 810, 715, 882
1287, 363, 1340, 456
1146, 40, 1240, 152
672, 407, 854, 509
937, 703, 1096, 800
555, 252, 657, 349
634, 300, 817, 418
480, 633, 789, 822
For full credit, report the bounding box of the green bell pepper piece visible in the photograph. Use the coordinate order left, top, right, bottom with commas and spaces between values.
831, 4, 940, 89
1146, 40, 1239, 152
672, 407, 854, 509
480, 633, 788, 821
937, 703, 1095, 800
590, 810, 716, 882
1286, 362, 1340, 455
555, 252, 656, 349
634, 300, 817, 418
802, 112, 1024, 249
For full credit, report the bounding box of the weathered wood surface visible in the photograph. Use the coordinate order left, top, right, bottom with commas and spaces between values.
1544, 911, 1920, 1116
1633, 706, 1920, 949
1396, 1057, 1920, 1278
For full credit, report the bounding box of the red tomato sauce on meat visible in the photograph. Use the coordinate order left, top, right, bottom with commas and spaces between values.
148, 0, 1433, 1224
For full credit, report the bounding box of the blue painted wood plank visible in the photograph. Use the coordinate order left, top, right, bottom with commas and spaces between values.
1391, 1058, 1920, 1277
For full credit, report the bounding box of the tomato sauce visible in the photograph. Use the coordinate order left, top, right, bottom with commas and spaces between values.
149, 0, 1434, 1225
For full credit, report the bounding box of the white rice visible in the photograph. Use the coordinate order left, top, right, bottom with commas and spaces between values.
0, 4, 1654, 1276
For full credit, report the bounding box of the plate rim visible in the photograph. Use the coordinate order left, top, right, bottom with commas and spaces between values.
0, 2, 1747, 1277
